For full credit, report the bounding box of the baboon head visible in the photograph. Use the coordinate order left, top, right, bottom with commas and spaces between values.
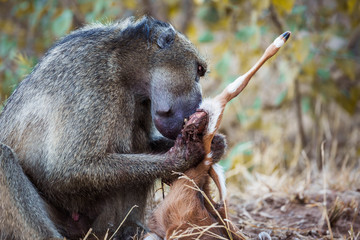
149, 21, 207, 140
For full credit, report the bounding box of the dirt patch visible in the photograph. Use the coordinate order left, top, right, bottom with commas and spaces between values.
229, 190, 360, 239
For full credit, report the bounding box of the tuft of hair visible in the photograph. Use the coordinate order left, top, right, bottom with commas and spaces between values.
121, 16, 174, 44
199, 98, 223, 134
211, 163, 227, 201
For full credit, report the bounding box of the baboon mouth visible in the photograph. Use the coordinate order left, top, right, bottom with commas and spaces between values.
154, 117, 183, 140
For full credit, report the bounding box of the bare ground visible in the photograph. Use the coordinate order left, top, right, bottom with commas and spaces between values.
228, 188, 360, 239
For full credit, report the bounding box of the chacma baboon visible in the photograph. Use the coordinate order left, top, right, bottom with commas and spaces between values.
0, 16, 226, 239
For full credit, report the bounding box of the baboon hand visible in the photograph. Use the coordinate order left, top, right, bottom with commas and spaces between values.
163, 110, 208, 183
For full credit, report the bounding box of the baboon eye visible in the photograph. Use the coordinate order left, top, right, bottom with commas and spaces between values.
197, 64, 206, 77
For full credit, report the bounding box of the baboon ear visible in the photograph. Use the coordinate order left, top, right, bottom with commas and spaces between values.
157, 28, 175, 49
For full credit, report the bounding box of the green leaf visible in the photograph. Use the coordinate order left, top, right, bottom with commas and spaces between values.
317, 69, 330, 81
277, 72, 286, 83
197, 5, 219, 24
0, 36, 16, 57
292, 5, 307, 14
237, 111, 248, 125
220, 141, 253, 171
235, 26, 256, 42
198, 30, 214, 43
275, 89, 288, 106
3, 69, 18, 94
52, 9, 73, 38
215, 51, 231, 78
94, 0, 105, 16
252, 97, 262, 110
260, 26, 269, 35
301, 97, 310, 113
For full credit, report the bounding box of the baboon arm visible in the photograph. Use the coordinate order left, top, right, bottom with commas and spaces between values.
150, 137, 175, 152
0, 143, 62, 239
107, 152, 171, 182
51, 151, 191, 194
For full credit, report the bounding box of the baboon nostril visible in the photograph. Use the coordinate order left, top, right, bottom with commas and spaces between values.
156, 108, 172, 117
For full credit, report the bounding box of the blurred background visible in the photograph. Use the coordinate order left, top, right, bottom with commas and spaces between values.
0, 0, 359, 192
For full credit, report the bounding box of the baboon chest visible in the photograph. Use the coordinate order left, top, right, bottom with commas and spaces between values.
131, 99, 152, 153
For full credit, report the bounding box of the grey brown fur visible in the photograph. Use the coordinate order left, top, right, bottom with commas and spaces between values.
0, 16, 225, 239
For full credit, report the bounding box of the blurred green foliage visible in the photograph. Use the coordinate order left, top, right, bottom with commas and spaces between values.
0, 0, 359, 174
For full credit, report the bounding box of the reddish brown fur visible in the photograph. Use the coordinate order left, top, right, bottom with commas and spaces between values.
147, 164, 226, 239
147, 111, 242, 240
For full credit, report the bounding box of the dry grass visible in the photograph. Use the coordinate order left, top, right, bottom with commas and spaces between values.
82, 205, 139, 240
164, 174, 247, 240
222, 135, 360, 239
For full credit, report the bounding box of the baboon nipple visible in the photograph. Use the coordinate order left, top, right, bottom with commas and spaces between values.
71, 212, 80, 222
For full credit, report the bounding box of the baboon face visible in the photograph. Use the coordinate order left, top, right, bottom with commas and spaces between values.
150, 28, 207, 140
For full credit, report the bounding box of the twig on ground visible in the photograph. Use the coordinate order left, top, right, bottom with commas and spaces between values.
108, 205, 138, 240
